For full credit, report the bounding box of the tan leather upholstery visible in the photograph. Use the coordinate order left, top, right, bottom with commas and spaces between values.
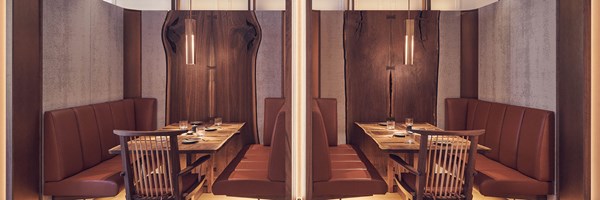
312, 99, 387, 198
263, 98, 285, 146
315, 98, 338, 146
212, 110, 287, 199
445, 98, 554, 198
44, 98, 157, 198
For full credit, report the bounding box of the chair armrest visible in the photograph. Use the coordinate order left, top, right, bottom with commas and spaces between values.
389, 154, 420, 175
179, 155, 211, 175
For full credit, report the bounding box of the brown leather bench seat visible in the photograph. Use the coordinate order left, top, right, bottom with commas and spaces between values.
445, 98, 554, 198
212, 98, 286, 199
44, 98, 157, 198
313, 98, 387, 199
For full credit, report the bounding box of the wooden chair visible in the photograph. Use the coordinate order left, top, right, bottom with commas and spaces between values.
390, 129, 485, 200
114, 130, 211, 200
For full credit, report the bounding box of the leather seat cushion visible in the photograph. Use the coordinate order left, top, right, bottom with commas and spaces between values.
475, 154, 551, 197
44, 156, 123, 197
212, 145, 285, 199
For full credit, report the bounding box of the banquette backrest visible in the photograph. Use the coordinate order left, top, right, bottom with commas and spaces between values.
263, 98, 285, 146
445, 98, 554, 182
315, 98, 338, 146
44, 98, 157, 182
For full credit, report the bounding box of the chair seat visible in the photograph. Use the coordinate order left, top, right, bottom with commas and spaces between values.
474, 154, 552, 197
400, 173, 465, 199
212, 145, 285, 199
44, 156, 123, 197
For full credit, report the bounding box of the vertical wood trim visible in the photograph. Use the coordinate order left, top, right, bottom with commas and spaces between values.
460, 10, 478, 99
311, 11, 320, 98
124, 9, 142, 99
558, 0, 591, 199
592, 0, 600, 198
283, 0, 293, 198
11, 0, 42, 199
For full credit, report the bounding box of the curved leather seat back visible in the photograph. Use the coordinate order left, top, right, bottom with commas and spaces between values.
268, 111, 287, 181
445, 98, 554, 182
263, 98, 285, 146
315, 98, 338, 146
312, 109, 333, 182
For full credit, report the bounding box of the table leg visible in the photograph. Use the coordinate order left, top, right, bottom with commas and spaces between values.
207, 153, 216, 193
387, 156, 395, 192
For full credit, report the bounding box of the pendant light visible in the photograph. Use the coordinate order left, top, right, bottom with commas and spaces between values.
404, 0, 414, 66
185, 0, 196, 65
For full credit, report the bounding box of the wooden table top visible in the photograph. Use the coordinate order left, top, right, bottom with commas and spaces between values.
355, 122, 491, 153
109, 123, 245, 155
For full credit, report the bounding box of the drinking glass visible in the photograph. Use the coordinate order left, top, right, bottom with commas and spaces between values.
214, 117, 223, 127
386, 119, 395, 130
405, 118, 414, 143
179, 120, 189, 130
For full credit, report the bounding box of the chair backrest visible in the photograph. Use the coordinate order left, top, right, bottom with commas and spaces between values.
114, 129, 186, 199
412, 129, 484, 200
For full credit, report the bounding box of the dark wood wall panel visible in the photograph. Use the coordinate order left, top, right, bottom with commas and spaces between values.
11, 0, 42, 199
460, 11, 478, 99
392, 11, 440, 124
345, 11, 440, 144
163, 11, 261, 145
557, 0, 591, 199
124, 9, 142, 98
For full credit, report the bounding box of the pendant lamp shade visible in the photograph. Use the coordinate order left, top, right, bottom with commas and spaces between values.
185, 18, 196, 65
404, 18, 414, 65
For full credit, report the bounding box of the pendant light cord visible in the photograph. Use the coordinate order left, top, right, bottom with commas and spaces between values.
189, 0, 192, 18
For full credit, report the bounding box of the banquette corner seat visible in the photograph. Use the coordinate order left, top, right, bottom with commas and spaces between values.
312, 98, 387, 199
44, 98, 157, 198
212, 98, 287, 199
445, 98, 554, 199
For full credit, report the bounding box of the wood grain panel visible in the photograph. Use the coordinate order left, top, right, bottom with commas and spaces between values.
11, 0, 42, 198
124, 9, 142, 98
345, 11, 440, 144
392, 11, 440, 124
163, 11, 261, 145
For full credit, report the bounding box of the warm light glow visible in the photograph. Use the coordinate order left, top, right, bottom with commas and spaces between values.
292, 0, 307, 199
185, 19, 196, 65
404, 19, 414, 66
592, 0, 599, 199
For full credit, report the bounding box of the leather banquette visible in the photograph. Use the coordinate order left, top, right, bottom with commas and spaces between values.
445, 98, 554, 198
212, 98, 287, 199
312, 98, 387, 199
43, 98, 157, 198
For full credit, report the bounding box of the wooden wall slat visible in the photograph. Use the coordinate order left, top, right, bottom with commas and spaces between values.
460, 11, 478, 99
10, 0, 42, 198
124, 9, 142, 99
163, 11, 261, 145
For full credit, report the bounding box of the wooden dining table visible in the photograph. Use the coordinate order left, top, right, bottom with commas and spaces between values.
354, 122, 491, 192
109, 122, 246, 192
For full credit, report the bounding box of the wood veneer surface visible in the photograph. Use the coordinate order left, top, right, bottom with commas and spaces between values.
163, 11, 261, 145
344, 11, 440, 144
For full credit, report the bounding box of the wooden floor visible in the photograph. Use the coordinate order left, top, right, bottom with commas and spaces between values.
96, 188, 506, 200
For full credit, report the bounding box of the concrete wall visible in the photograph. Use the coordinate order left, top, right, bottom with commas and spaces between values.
437, 12, 462, 129
141, 11, 168, 127
43, 0, 124, 112
256, 12, 283, 144
319, 11, 346, 144
478, 0, 557, 111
